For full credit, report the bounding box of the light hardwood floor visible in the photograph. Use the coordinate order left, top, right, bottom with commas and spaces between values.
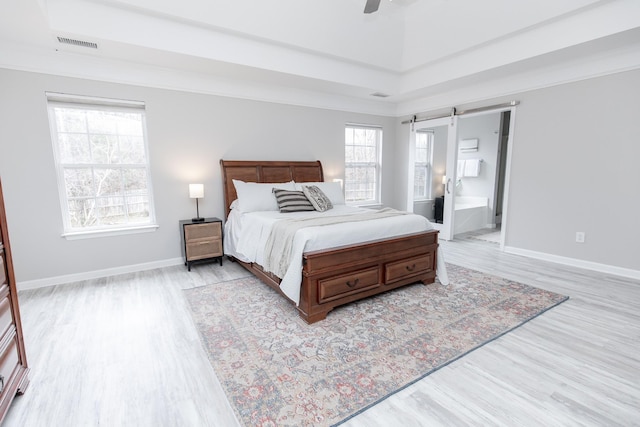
4, 237, 640, 426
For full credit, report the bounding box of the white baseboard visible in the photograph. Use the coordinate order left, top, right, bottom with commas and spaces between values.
503, 246, 640, 281
17, 257, 184, 291
18, 248, 640, 292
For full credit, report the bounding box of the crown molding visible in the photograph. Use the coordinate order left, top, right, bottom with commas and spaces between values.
0, 41, 398, 116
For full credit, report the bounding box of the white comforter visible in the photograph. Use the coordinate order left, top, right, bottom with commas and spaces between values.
224, 205, 449, 304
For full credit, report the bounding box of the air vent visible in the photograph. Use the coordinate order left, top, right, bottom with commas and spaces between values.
57, 37, 98, 49
370, 92, 390, 98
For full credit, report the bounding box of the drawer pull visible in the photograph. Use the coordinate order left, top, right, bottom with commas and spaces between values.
346, 278, 360, 288
405, 264, 416, 272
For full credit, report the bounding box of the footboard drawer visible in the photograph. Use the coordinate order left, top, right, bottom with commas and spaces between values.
318, 267, 380, 303
385, 253, 433, 284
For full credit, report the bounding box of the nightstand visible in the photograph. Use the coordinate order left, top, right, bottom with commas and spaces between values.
179, 217, 223, 271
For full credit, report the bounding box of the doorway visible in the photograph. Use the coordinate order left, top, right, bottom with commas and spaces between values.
408, 105, 516, 247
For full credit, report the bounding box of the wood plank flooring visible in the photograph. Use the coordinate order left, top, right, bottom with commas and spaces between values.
4, 236, 640, 426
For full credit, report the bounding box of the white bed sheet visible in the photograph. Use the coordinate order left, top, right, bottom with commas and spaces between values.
224, 205, 448, 304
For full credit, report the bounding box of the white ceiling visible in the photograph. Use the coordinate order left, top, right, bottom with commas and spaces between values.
2, 0, 640, 115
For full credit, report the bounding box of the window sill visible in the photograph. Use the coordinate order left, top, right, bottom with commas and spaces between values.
62, 224, 159, 240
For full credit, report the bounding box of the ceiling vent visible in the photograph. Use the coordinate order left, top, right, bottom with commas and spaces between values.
370, 92, 390, 98
57, 37, 98, 49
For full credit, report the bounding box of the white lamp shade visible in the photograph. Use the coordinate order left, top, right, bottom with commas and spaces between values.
189, 183, 204, 199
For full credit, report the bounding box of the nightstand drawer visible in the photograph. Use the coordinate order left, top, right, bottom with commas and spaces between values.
186, 239, 222, 261
185, 222, 221, 241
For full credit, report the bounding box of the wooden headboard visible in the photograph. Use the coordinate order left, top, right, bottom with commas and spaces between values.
220, 160, 324, 218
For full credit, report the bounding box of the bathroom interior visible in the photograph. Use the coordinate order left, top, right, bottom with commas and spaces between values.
412, 110, 510, 242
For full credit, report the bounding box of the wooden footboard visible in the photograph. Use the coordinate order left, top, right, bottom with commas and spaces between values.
298, 230, 438, 323
234, 230, 438, 323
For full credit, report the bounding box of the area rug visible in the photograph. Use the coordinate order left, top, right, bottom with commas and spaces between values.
184, 263, 568, 427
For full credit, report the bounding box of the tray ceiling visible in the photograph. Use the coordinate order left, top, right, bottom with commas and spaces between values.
2, 0, 639, 115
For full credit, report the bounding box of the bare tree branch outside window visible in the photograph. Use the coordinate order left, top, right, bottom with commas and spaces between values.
47, 95, 156, 234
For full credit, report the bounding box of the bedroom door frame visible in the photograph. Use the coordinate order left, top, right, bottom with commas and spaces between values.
455, 106, 517, 248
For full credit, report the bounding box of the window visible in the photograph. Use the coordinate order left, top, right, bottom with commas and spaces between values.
414, 130, 434, 200
47, 93, 156, 237
344, 125, 382, 204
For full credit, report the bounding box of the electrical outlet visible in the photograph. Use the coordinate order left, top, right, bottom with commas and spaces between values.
576, 232, 585, 243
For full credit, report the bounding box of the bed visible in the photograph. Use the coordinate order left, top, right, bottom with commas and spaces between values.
220, 159, 443, 323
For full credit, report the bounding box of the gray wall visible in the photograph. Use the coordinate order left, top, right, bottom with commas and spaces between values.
395, 68, 640, 273
505, 68, 640, 270
0, 69, 397, 284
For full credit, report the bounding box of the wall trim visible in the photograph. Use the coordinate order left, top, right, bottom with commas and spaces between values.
0, 42, 397, 117
17, 257, 184, 291
3, 30, 640, 119
503, 246, 640, 281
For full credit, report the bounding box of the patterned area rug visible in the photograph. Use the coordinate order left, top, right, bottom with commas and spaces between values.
184, 263, 568, 427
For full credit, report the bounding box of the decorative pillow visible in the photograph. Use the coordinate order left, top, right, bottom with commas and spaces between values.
232, 180, 295, 212
301, 185, 333, 212
272, 189, 315, 213
294, 181, 345, 205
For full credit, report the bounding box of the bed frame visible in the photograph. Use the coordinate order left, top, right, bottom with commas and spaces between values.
220, 160, 439, 323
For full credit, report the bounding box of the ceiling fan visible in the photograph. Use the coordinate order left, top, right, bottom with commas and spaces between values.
364, 0, 381, 14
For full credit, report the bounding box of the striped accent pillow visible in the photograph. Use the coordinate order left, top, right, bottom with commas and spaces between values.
272, 189, 315, 213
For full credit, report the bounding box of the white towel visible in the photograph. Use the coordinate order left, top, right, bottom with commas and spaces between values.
457, 159, 466, 177
463, 159, 481, 177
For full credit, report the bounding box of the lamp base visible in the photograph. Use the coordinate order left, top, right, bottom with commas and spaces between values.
191, 217, 205, 222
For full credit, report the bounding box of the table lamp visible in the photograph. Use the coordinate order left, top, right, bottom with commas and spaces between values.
189, 183, 204, 222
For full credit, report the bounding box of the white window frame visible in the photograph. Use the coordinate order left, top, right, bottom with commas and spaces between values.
414, 130, 434, 200
46, 92, 158, 239
344, 124, 382, 205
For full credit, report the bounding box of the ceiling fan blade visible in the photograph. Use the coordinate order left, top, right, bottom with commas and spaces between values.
364, 0, 381, 14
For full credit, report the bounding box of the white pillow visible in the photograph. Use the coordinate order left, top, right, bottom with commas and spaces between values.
232, 179, 295, 212
301, 185, 333, 212
295, 181, 345, 205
